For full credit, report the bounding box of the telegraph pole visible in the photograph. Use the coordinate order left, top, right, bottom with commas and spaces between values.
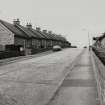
88, 32, 91, 51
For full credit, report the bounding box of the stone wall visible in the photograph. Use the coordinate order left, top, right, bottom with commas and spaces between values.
91, 51, 105, 105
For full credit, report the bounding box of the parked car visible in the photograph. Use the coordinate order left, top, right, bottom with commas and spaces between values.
84, 46, 87, 48
52, 45, 62, 51
70, 46, 77, 48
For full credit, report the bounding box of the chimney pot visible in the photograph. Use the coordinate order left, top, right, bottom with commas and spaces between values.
43, 30, 47, 33
13, 18, 20, 25
36, 27, 41, 31
26, 23, 32, 29
48, 31, 52, 34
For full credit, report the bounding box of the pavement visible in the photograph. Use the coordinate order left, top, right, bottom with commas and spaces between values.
0, 50, 53, 66
49, 49, 99, 105
0, 48, 83, 105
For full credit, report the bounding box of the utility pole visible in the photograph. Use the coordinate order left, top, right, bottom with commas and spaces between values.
88, 31, 91, 51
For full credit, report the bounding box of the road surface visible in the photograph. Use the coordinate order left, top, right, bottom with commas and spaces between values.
49, 49, 99, 105
0, 48, 82, 105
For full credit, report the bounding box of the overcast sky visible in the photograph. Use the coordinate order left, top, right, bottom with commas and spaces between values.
0, 0, 105, 47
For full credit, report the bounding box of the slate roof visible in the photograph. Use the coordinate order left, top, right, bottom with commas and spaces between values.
59, 36, 67, 42
0, 19, 68, 42
15, 25, 37, 38
94, 33, 105, 41
43, 32, 54, 40
36, 30, 50, 40
55, 34, 67, 42
0, 20, 28, 38
99, 33, 105, 41
46, 33, 57, 40
29, 28, 45, 39
52, 34, 61, 41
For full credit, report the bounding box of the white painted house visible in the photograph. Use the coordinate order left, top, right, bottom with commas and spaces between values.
0, 22, 14, 51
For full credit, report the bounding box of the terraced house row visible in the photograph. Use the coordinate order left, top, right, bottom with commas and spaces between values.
0, 19, 71, 55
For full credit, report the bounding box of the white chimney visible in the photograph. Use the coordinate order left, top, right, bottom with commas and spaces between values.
48, 31, 52, 34
36, 27, 41, 31
13, 18, 20, 25
26, 23, 32, 29
43, 30, 47, 34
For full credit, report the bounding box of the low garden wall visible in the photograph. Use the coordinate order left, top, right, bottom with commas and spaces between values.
92, 47, 105, 105
0, 50, 25, 59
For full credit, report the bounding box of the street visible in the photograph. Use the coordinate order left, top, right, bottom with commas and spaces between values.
0, 0, 105, 104
49, 49, 99, 105
0, 48, 82, 105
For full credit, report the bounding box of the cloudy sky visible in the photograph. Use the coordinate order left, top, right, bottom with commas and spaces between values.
0, 0, 105, 47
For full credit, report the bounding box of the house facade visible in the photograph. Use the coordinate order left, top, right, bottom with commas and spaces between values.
0, 22, 14, 51
93, 34, 105, 49
0, 19, 31, 55
0, 19, 71, 56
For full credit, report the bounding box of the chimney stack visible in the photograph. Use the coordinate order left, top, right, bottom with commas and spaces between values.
13, 18, 20, 25
48, 31, 52, 34
43, 30, 47, 34
26, 23, 32, 29
36, 27, 41, 31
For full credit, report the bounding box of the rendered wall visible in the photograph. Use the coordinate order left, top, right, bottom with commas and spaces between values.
0, 22, 14, 51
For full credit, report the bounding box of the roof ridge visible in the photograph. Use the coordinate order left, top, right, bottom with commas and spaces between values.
29, 28, 42, 39
37, 30, 49, 39
0, 19, 29, 38
15, 24, 31, 38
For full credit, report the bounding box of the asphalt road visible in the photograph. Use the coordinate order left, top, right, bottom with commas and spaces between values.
0, 48, 83, 105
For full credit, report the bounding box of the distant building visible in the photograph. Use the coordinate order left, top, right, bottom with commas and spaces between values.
93, 33, 105, 48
